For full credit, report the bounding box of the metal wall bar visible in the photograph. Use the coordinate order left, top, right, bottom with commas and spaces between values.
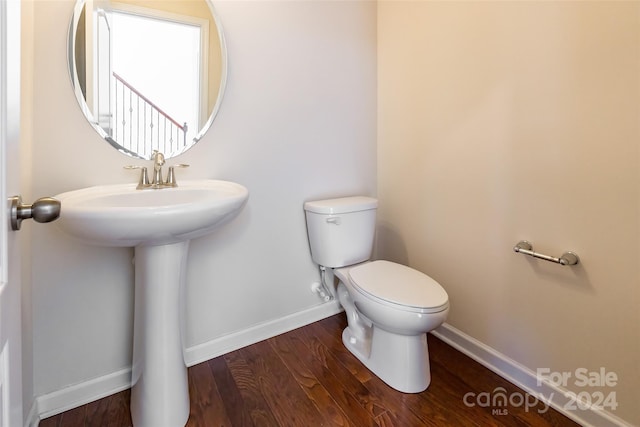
513, 241, 580, 266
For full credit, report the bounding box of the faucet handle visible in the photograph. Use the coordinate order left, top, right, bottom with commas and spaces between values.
152, 150, 165, 167
124, 165, 150, 189
165, 164, 190, 187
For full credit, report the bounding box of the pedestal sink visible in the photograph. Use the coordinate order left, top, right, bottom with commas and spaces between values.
55, 179, 249, 427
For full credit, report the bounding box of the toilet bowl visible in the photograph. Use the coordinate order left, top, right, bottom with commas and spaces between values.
304, 196, 449, 393
335, 260, 448, 392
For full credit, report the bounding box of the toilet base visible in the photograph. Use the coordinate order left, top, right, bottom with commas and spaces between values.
342, 325, 431, 393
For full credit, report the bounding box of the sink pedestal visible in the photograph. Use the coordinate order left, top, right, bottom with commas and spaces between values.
53, 179, 249, 427
130, 241, 190, 427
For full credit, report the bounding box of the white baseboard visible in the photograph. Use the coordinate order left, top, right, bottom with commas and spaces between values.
24, 401, 39, 427
431, 323, 633, 427
26, 300, 343, 426
27, 367, 131, 426
184, 300, 343, 366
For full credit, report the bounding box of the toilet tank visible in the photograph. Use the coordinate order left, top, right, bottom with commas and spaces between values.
304, 196, 378, 268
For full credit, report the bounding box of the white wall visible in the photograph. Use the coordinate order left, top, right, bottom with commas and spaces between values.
26, 0, 376, 401
377, 1, 639, 425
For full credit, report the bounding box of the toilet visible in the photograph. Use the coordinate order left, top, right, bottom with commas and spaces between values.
304, 196, 449, 393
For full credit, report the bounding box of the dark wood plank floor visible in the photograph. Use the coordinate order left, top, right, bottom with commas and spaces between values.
40, 314, 579, 426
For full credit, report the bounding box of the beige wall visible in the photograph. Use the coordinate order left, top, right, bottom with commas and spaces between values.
377, 1, 639, 425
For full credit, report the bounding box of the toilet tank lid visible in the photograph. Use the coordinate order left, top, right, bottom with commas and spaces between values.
304, 196, 378, 214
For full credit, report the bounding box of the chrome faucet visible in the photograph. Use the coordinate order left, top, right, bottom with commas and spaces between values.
124, 150, 189, 189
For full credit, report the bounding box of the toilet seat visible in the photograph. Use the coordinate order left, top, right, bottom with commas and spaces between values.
348, 260, 449, 313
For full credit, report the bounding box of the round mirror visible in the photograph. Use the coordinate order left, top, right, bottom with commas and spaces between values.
68, 0, 227, 160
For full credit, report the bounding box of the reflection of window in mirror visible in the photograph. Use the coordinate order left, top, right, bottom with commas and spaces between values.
96, 3, 209, 157
70, 0, 225, 160
95, 9, 112, 135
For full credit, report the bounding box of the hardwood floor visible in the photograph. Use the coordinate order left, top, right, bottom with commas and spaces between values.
39, 314, 579, 426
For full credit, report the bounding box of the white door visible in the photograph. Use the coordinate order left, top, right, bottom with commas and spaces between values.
0, 0, 23, 425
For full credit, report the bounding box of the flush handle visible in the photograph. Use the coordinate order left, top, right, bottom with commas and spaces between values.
9, 195, 61, 231
326, 216, 341, 225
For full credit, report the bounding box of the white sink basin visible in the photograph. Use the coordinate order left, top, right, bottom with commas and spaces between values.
55, 179, 249, 247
